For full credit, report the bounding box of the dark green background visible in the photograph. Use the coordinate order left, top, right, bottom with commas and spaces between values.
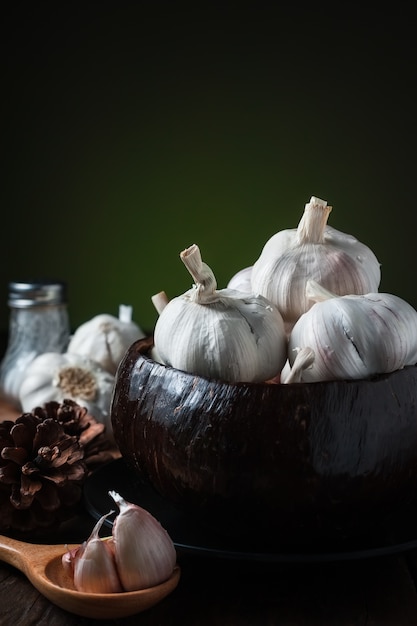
2, 4, 416, 334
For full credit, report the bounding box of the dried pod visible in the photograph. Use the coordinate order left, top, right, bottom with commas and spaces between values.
111, 337, 417, 545
0, 400, 108, 532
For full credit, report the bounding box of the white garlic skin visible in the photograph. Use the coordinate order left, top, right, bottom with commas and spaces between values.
154, 289, 287, 383
251, 196, 381, 330
67, 309, 145, 375
109, 490, 177, 591
18, 352, 115, 440
226, 266, 253, 293
288, 289, 417, 382
154, 243, 287, 383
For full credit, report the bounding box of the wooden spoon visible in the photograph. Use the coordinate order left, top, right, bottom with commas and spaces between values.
0, 534, 180, 619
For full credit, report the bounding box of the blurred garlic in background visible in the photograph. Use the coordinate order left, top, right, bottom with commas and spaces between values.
67, 305, 145, 375
18, 352, 116, 443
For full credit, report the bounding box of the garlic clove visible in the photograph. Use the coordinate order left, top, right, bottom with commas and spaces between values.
67, 306, 145, 375
109, 490, 177, 592
63, 511, 123, 594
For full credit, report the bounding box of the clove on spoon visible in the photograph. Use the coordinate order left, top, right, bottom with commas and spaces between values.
0, 534, 180, 619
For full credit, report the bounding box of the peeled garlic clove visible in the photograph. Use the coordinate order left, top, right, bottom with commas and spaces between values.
67, 305, 145, 375
109, 490, 177, 591
153, 244, 287, 383
288, 280, 417, 382
65, 512, 123, 594
251, 196, 381, 331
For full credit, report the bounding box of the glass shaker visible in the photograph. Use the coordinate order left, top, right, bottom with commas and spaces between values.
0, 280, 70, 406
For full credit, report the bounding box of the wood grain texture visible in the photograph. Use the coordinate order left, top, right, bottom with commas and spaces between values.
1, 552, 417, 625
1, 392, 417, 624
111, 337, 417, 545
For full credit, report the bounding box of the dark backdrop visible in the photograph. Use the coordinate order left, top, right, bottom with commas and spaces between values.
2, 3, 416, 333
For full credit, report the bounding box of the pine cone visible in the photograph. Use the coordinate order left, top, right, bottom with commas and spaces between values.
0, 399, 114, 533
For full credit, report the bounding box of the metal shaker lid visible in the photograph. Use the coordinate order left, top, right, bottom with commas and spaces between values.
7, 280, 68, 307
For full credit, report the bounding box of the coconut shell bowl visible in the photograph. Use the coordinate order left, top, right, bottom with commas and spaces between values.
110, 336, 417, 550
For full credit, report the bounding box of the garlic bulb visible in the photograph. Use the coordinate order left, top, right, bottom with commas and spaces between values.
153, 244, 287, 383
67, 305, 145, 375
226, 266, 253, 293
251, 196, 381, 331
109, 490, 177, 591
287, 280, 417, 382
18, 352, 115, 440
63, 512, 123, 594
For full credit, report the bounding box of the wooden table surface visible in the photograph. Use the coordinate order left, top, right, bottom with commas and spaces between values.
2, 399, 417, 625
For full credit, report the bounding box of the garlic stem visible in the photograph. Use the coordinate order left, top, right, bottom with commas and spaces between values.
118, 304, 133, 323
152, 291, 170, 315
283, 347, 315, 383
180, 244, 218, 303
296, 196, 332, 244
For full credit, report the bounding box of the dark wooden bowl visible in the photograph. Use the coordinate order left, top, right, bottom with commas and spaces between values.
111, 337, 417, 548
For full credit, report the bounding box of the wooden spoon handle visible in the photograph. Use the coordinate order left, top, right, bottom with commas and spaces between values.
0, 535, 67, 575
0, 535, 36, 571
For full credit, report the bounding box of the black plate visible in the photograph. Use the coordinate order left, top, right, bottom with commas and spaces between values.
83, 457, 417, 564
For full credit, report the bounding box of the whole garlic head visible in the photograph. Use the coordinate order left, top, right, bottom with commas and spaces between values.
287, 280, 417, 382
251, 196, 381, 332
18, 352, 116, 441
153, 244, 287, 383
67, 305, 145, 375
